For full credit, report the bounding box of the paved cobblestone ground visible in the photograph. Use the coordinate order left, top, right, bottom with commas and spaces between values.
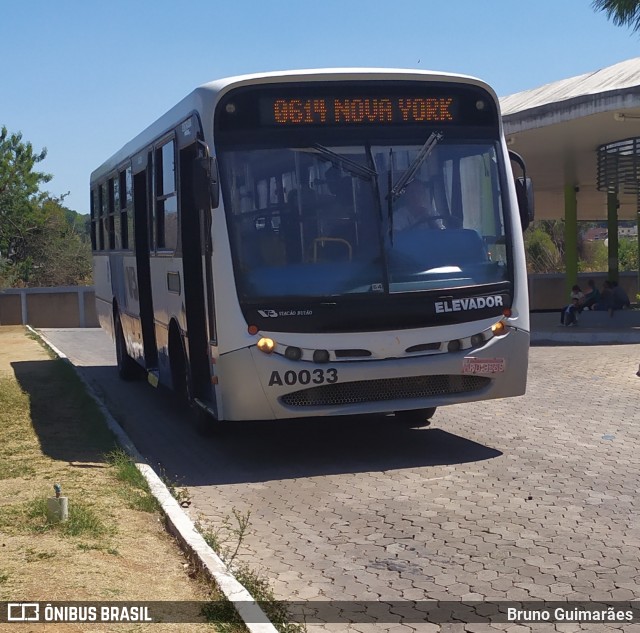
189, 345, 640, 632
41, 330, 640, 632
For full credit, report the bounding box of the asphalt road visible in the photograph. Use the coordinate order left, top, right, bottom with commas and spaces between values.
40, 328, 640, 632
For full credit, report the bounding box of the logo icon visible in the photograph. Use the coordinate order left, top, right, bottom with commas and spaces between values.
8, 603, 40, 622
257, 310, 278, 318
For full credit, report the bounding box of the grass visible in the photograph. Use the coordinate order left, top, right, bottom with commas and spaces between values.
1, 326, 305, 631
25, 496, 112, 538
0, 326, 218, 631
0, 376, 38, 480
157, 464, 192, 508
199, 513, 307, 633
107, 448, 160, 513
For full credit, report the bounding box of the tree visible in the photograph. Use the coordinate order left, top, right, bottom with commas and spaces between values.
593, 0, 640, 31
0, 126, 92, 287
524, 224, 563, 273
0, 126, 51, 271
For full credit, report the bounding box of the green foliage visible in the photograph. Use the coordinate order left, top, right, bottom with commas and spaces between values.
199, 511, 307, 632
106, 449, 160, 513
593, 0, 640, 31
528, 220, 639, 274
0, 126, 51, 197
618, 237, 639, 271
524, 223, 563, 272
0, 125, 92, 288
578, 240, 608, 273
579, 237, 638, 273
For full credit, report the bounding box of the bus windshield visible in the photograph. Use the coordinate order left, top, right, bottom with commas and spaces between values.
219, 139, 508, 300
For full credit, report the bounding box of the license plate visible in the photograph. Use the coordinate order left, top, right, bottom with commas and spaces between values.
462, 357, 505, 374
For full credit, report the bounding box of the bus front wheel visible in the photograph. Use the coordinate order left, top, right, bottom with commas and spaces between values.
170, 333, 192, 404
394, 408, 436, 427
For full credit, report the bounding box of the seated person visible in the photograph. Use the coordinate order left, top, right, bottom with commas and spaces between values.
582, 278, 600, 310
611, 280, 631, 310
394, 179, 445, 231
571, 284, 584, 306
560, 296, 580, 326
594, 280, 614, 312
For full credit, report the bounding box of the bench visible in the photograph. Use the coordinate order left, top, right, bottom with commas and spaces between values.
576, 308, 640, 329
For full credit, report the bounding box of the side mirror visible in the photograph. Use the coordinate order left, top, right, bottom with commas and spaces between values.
509, 150, 534, 231
207, 156, 219, 209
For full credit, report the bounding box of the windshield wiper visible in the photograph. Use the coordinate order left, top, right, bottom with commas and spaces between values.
387, 131, 443, 202
364, 142, 390, 294
310, 144, 378, 181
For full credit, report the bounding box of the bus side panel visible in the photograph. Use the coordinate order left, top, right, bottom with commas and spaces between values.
216, 348, 276, 420
94, 251, 146, 365
500, 137, 530, 334
93, 254, 113, 337
149, 255, 186, 387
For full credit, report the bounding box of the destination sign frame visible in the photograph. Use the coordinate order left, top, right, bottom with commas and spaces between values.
216, 81, 499, 133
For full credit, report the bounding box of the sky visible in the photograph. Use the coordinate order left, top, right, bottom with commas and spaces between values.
1, 0, 639, 215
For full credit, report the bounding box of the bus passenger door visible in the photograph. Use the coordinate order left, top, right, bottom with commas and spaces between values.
132, 151, 158, 369
177, 130, 215, 404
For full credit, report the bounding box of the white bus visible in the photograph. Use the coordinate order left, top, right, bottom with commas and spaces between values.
91, 68, 533, 430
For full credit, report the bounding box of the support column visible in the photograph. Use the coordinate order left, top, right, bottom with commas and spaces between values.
78, 288, 86, 328
607, 191, 619, 283
637, 203, 640, 298
564, 184, 578, 296
20, 290, 28, 325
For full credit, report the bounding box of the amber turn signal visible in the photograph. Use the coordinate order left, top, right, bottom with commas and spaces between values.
491, 321, 507, 336
257, 337, 276, 354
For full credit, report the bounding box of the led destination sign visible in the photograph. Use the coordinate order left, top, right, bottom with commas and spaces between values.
216, 84, 498, 134
262, 96, 457, 126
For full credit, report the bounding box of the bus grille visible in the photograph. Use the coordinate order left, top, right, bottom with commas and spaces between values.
280, 374, 491, 408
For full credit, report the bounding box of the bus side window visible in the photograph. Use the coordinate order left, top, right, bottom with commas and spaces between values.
98, 183, 107, 251
155, 140, 178, 251
118, 170, 127, 249
90, 189, 98, 251
108, 177, 120, 250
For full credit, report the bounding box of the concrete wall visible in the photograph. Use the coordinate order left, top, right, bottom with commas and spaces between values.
0, 286, 99, 327
0, 275, 637, 327
529, 272, 638, 310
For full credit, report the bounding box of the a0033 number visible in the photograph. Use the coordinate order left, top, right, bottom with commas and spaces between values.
268, 368, 338, 387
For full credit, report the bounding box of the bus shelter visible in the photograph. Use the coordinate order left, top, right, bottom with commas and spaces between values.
500, 57, 640, 296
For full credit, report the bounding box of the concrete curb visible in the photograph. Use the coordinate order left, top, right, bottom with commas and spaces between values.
27, 325, 279, 633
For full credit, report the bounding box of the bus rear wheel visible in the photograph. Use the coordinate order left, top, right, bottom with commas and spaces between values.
394, 407, 436, 427
115, 316, 139, 381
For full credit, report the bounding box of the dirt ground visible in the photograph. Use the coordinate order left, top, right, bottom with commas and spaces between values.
0, 326, 218, 632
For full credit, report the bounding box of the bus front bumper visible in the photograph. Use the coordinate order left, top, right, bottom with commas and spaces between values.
216, 328, 529, 421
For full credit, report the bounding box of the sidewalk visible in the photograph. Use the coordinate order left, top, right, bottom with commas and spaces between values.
530, 311, 640, 345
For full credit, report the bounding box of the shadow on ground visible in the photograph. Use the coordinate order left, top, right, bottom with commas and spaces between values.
11, 359, 116, 464
71, 364, 503, 486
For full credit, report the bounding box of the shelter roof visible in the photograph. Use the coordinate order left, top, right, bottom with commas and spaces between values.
498, 58, 640, 220
501, 57, 640, 119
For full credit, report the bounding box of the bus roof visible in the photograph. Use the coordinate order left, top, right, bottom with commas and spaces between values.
90, 68, 496, 184
198, 67, 488, 92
